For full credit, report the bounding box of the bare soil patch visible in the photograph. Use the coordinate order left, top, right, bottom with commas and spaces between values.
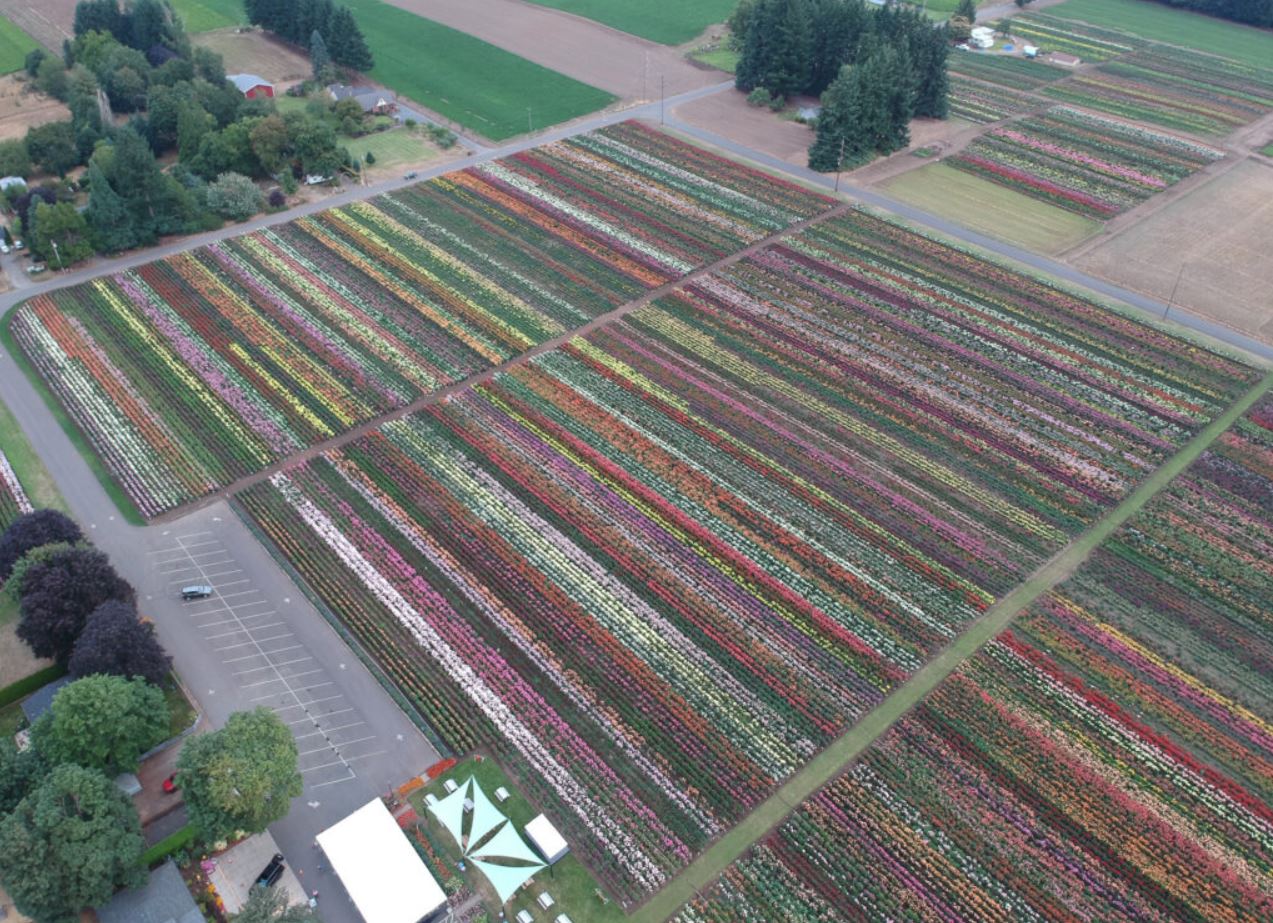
0, 621, 50, 688
193, 29, 312, 85
380, 0, 718, 100
0, 73, 70, 142
673, 90, 815, 166
0, 0, 75, 52
1075, 159, 1273, 344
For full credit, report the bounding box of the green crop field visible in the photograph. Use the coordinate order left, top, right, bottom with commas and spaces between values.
0, 17, 39, 75
881, 163, 1101, 255
523, 0, 737, 45
170, 0, 244, 33
1049, 0, 1273, 68
341, 0, 615, 140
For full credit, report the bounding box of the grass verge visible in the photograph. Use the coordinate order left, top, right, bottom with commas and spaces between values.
162, 675, 198, 739
0, 17, 38, 75
141, 824, 199, 867
0, 315, 146, 526
522, 0, 736, 45
170, 0, 244, 33
689, 45, 739, 74
1048, 0, 1273, 68
635, 366, 1273, 922
339, 0, 616, 140
880, 162, 1101, 255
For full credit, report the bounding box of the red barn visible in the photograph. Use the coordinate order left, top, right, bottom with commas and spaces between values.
228, 73, 274, 99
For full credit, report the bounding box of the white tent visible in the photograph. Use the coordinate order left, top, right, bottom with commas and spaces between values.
427, 777, 544, 904
525, 814, 569, 864
317, 800, 447, 923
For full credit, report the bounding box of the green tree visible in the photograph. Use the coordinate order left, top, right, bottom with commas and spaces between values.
4, 540, 76, 604
34, 674, 169, 774
206, 172, 264, 220
177, 104, 215, 162
86, 158, 136, 252
329, 6, 373, 71
727, 0, 759, 49
0, 737, 47, 815
35, 55, 69, 100
249, 114, 292, 174
955, 0, 978, 23
310, 28, 332, 83
129, 0, 172, 52
192, 46, 226, 85
0, 138, 31, 178
25, 121, 80, 176
30, 201, 94, 267
104, 127, 198, 243
231, 884, 320, 923
0, 764, 145, 923
177, 708, 302, 841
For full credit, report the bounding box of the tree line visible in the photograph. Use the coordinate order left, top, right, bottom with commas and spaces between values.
0, 509, 306, 923
731, 0, 949, 170
1142, 0, 1272, 28
245, 0, 374, 71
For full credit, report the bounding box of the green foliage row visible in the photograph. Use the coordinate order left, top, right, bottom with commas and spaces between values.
0, 662, 66, 709
139, 823, 198, 867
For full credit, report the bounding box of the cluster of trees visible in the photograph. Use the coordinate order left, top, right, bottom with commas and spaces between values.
0, 510, 305, 923
245, 0, 374, 71
1145, 0, 1272, 27
731, 0, 950, 170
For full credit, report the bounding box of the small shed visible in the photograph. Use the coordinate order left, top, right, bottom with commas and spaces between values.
228, 73, 274, 99
96, 860, 202, 923
1050, 52, 1081, 68
20, 675, 72, 724
525, 814, 569, 865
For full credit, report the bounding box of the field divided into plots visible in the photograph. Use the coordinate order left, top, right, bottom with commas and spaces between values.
949, 106, 1225, 218
995, 13, 1143, 62
9, 123, 830, 517
674, 394, 1273, 923
948, 52, 1068, 90
1044, 47, 1273, 137
237, 208, 1257, 905
948, 76, 1039, 124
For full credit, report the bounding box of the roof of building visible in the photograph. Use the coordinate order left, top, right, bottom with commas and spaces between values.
96, 861, 202, 923
20, 674, 72, 723
228, 73, 272, 92
327, 84, 396, 109
525, 814, 569, 864
317, 799, 447, 923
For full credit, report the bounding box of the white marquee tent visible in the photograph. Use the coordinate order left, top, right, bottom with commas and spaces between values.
317, 799, 447, 923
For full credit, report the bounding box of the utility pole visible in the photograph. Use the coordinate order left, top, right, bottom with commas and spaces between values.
1164, 262, 1185, 320
660, 75, 665, 124
51, 239, 63, 271
834, 136, 846, 193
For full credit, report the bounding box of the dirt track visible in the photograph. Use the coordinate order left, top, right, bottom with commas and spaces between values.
0, 0, 74, 52
380, 0, 718, 100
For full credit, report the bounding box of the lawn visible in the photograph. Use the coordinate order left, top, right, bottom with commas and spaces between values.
349, 127, 439, 170
340, 0, 615, 140
523, 0, 736, 45
170, 0, 245, 33
0, 395, 66, 517
689, 45, 739, 73
162, 676, 198, 738
1049, 0, 1273, 68
408, 757, 626, 922
880, 161, 1101, 254
0, 17, 39, 76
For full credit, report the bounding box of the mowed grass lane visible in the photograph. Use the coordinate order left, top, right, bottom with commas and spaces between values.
170, 0, 244, 32
1049, 0, 1273, 69
342, 0, 616, 140
0, 17, 39, 74
524, 0, 737, 45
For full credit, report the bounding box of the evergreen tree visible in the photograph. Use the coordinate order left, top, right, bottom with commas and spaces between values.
30, 201, 95, 267
955, 0, 977, 23
764, 0, 813, 99
330, 7, 373, 71
309, 28, 331, 83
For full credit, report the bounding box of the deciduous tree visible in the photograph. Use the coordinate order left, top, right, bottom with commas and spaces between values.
0, 509, 81, 582
17, 545, 134, 662
69, 599, 172, 684
33, 674, 169, 774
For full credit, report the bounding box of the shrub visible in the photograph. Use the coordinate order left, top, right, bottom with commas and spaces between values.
205, 172, 263, 221
746, 87, 772, 107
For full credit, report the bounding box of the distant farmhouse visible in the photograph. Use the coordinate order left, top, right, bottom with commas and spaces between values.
228, 73, 274, 99
327, 83, 397, 115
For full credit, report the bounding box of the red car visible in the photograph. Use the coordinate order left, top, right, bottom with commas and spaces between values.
162, 773, 179, 794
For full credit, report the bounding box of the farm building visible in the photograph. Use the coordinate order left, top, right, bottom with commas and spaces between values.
228, 74, 274, 99
328, 84, 398, 114
1050, 52, 1082, 67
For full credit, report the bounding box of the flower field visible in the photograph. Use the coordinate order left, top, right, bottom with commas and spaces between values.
236, 209, 1256, 904
995, 13, 1142, 62
948, 52, 1067, 90
675, 396, 1273, 922
948, 76, 1040, 124
1043, 47, 1273, 136
0, 450, 32, 528
9, 123, 831, 518
950, 107, 1225, 218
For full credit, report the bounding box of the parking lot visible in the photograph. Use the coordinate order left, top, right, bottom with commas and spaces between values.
149, 530, 384, 789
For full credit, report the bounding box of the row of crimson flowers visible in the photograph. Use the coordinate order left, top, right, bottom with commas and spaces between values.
677, 395, 1273, 922
236, 210, 1256, 904
9, 122, 832, 517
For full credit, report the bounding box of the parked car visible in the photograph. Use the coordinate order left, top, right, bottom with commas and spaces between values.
13, 239, 23, 250
180, 584, 213, 600
26, 263, 45, 275
0, 241, 10, 254
403, 171, 418, 180
256, 854, 286, 888
162, 773, 179, 794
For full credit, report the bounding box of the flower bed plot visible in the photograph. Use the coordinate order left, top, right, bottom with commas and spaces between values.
0, 450, 32, 528
949, 76, 1040, 123
948, 52, 1068, 90
676, 396, 1273, 923
10, 122, 831, 518
1044, 47, 1273, 137
996, 13, 1143, 62
237, 210, 1256, 904
950, 106, 1225, 218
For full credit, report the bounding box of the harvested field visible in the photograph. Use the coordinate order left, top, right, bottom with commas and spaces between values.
0, 0, 73, 52
380, 0, 718, 100
0, 74, 70, 142
521, 0, 736, 45
880, 162, 1101, 255
1075, 160, 1273, 344
672, 91, 815, 166
192, 29, 311, 85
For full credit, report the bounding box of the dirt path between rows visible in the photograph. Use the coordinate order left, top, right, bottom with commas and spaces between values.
151, 197, 852, 523
380, 0, 719, 100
